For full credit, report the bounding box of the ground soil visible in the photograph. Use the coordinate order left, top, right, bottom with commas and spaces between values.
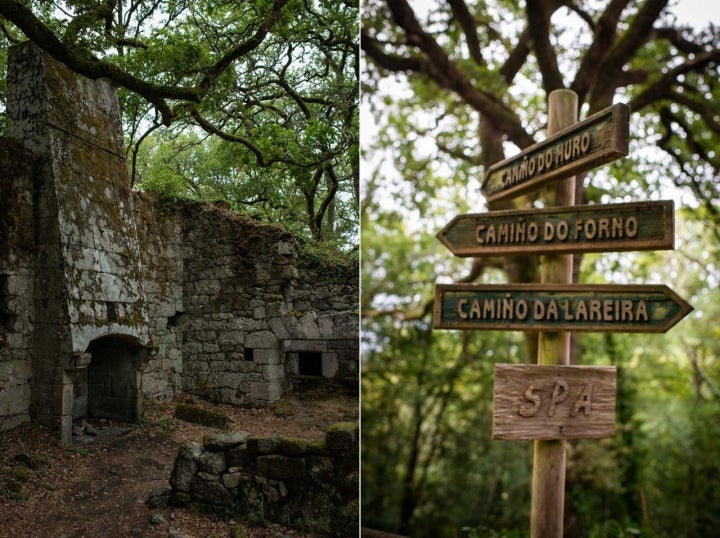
0, 392, 359, 538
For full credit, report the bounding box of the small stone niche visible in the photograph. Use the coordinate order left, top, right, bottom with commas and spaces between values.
0, 274, 15, 344
298, 351, 323, 376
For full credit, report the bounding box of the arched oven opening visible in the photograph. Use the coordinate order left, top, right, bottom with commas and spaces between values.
73, 334, 148, 423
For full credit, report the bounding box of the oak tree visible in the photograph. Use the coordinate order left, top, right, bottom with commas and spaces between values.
0, 0, 359, 244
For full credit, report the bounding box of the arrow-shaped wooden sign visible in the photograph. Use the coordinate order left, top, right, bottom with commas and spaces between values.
437, 201, 674, 257
434, 283, 693, 333
481, 103, 629, 203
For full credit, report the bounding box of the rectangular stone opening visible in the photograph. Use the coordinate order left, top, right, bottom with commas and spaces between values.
0, 274, 15, 344
298, 351, 323, 376
244, 347, 255, 361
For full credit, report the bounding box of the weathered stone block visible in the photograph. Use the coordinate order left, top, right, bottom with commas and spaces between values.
196, 471, 219, 481
191, 475, 235, 506
277, 241, 295, 256
203, 431, 249, 452
218, 331, 244, 347
262, 363, 285, 382
169, 441, 203, 492
326, 422, 358, 452
244, 331, 278, 349
198, 450, 226, 474
222, 472, 242, 490
267, 318, 290, 340
321, 353, 339, 378
278, 265, 298, 280
174, 403, 229, 430
226, 446, 254, 468
248, 381, 283, 402
246, 437, 280, 455
278, 437, 308, 456
252, 349, 280, 365
256, 455, 306, 479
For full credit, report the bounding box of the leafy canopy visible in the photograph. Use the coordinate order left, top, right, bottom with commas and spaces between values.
0, 0, 359, 246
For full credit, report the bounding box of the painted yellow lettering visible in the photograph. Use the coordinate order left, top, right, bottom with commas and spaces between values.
457, 298, 468, 319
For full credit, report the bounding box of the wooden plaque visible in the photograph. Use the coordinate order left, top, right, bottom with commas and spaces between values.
481, 103, 629, 203
493, 364, 616, 440
437, 200, 674, 257
433, 283, 693, 333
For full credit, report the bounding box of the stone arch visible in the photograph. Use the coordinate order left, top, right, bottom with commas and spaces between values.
74, 334, 149, 423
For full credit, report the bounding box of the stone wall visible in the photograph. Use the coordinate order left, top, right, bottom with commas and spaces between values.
0, 43, 359, 440
0, 139, 36, 431
163, 423, 358, 536
7, 42, 152, 440
286, 251, 359, 392
180, 202, 298, 407
132, 194, 185, 403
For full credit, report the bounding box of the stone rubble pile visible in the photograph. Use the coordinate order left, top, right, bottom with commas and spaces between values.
154, 423, 358, 536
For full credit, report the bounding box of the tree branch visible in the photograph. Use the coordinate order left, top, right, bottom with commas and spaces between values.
628, 48, 720, 111
189, 109, 275, 167
571, 0, 630, 103
0, 0, 198, 124
63, 1, 114, 45
589, 0, 670, 110
313, 164, 340, 240
361, 30, 426, 73
525, 0, 564, 93
447, 0, 484, 66
197, 0, 289, 96
0, 0, 289, 126
368, 0, 535, 148
499, 27, 531, 84
654, 26, 704, 54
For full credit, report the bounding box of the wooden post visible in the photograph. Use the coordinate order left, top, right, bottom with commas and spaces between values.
530, 89, 578, 538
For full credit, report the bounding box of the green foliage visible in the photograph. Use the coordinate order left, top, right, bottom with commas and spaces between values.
0, 0, 359, 246
297, 238, 358, 282
362, 311, 532, 535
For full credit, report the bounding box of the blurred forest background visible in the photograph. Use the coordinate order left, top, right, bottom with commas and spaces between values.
361, 1, 720, 537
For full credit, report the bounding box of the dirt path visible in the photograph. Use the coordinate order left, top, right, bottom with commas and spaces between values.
0, 393, 358, 538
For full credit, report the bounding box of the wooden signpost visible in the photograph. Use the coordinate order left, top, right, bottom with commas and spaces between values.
437, 200, 674, 256
433, 90, 693, 538
481, 103, 629, 203
434, 283, 692, 333
493, 364, 617, 441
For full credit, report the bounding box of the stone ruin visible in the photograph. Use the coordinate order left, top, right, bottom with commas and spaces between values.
153, 423, 359, 535
0, 43, 358, 443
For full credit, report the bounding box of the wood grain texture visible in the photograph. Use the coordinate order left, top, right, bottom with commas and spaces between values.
493, 364, 617, 440
433, 283, 693, 333
481, 102, 629, 203
436, 200, 674, 257
532, 89, 576, 538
